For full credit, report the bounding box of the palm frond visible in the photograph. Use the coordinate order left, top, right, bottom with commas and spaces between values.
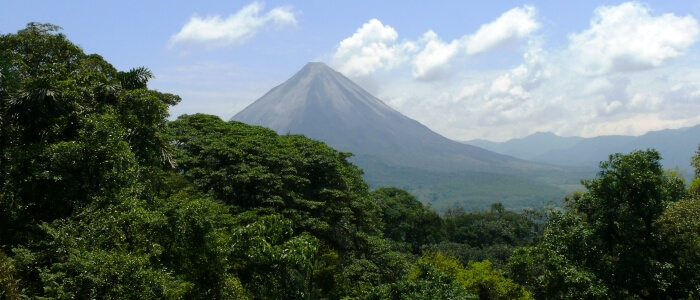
117, 66, 154, 90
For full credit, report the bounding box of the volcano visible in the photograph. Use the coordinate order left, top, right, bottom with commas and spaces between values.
232, 62, 542, 172
232, 62, 575, 209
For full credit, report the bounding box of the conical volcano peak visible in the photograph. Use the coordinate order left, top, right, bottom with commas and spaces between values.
302, 61, 332, 70
232, 60, 522, 170
294, 62, 349, 84
233, 62, 407, 135
296, 62, 338, 78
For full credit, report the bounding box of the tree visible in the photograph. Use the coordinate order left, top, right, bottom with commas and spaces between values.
0, 23, 215, 298
509, 150, 688, 298
572, 150, 684, 297
168, 114, 410, 298
372, 187, 446, 253
653, 145, 700, 295
0, 23, 181, 249
689, 145, 700, 198
435, 203, 535, 267
117, 66, 154, 90
418, 251, 532, 300
654, 198, 700, 296
0, 23, 120, 245
508, 210, 609, 299
0, 250, 20, 300
361, 263, 477, 300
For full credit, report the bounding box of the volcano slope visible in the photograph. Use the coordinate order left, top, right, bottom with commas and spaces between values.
233, 62, 583, 210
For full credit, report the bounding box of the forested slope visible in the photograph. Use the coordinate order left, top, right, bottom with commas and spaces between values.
0, 23, 528, 299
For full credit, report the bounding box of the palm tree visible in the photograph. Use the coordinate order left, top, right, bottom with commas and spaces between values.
117, 66, 154, 90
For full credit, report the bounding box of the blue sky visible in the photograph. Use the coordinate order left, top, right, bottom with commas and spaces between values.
2, 1, 700, 141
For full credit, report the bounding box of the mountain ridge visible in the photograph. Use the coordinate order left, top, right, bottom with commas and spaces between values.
464, 125, 700, 171
466, 132, 584, 161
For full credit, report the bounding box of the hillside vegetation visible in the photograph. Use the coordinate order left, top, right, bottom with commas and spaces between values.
1, 23, 700, 299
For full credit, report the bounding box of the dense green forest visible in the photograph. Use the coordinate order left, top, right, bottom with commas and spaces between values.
1, 23, 699, 299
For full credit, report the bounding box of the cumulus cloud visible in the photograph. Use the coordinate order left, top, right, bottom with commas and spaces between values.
326, 3, 700, 141
476, 44, 551, 126
330, 19, 416, 77
412, 31, 459, 80
331, 6, 539, 81
660, 83, 700, 119
568, 2, 699, 74
464, 6, 540, 55
455, 83, 485, 102
170, 2, 296, 47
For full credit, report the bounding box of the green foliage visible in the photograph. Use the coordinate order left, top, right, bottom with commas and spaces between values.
0, 250, 20, 300
689, 145, 700, 198
507, 211, 609, 299
655, 198, 700, 296
417, 251, 532, 300
362, 263, 477, 300
168, 114, 416, 297
14, 196, 180, 298
509, 150, 692, 299
0, 23, 179, 248
424, 242, 516, 271
573, 150, 685, 297
372, 187, 446, 253
445, 203, 534, 249
432, 203, 535, 267
0, 23, 245, 299
117, 66, 154, 90
460, 260, 532, 300
692, 144, 700, 177
230, 212, 319, 299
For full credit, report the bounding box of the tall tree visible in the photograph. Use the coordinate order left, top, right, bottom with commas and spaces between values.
509, 150, 688, 298
0, 23, 181, 248
653, 145, 700, 295
168, 114, 410, 298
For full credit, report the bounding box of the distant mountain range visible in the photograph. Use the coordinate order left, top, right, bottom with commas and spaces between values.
232, 62, 586, 210
465, 126, 700, 172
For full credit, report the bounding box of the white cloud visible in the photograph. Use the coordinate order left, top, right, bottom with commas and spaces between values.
325, 3, 700, 141
331, 6, 539, 81
412, 31, 459, 81
455, 83, 484, 102
568, 2, 700, 74
465, 6, 540, 55
660, 83, 700, 119
468, 43, 552, 127
628, 93, 662, 112
170, 2, 296, 47
331, 19, 415, 77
